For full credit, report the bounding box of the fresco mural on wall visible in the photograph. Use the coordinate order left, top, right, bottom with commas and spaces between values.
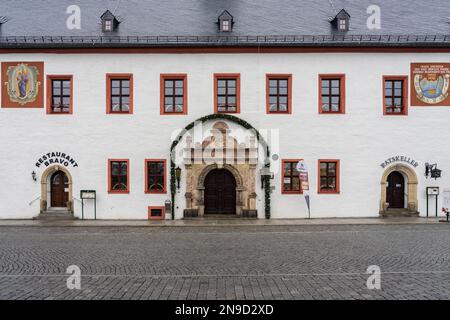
1, 62, 44, 108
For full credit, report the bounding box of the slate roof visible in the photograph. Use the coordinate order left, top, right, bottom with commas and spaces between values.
0, 0, 449, 48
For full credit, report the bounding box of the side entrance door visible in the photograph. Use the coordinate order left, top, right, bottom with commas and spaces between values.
386, 171, 405, 209
50, 171, 69, 207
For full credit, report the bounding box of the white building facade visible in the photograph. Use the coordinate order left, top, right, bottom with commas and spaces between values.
0, 1, 449, 220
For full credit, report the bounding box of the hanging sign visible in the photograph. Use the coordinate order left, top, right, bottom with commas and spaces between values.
35, 152, 78, 168
411, 63, 450, 106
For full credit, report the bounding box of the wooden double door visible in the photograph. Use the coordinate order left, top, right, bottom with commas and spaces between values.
386, 171, 405, 209
50, 170, 69, 207
204, 169, 236, 214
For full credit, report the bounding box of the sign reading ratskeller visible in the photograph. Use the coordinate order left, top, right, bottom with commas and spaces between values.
411, 63, 450, 106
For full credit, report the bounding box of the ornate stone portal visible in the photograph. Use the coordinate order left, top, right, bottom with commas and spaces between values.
182, 121, 258, 217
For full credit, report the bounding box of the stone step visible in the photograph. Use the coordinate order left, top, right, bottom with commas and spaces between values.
381, 210, 420, 218
39, 211, 75, 220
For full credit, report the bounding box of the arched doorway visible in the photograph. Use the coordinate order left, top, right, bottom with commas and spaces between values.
204, 169, 236, 214
40, 165, 73, 213
380, 164, 419, 216
386, 171, 405, 209
50, 170, 69, 208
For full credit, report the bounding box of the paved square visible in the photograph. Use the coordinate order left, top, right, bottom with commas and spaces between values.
0, 224, 449, 299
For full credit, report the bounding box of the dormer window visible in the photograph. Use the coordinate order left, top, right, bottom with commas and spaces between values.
331, 9, 350, 32
218, 10, 233, 32
101, 10, 119, 32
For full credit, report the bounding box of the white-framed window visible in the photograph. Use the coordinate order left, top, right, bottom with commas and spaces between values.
338, 19, 347, 31
104, 20, 112, 31
221, 20, 230, 32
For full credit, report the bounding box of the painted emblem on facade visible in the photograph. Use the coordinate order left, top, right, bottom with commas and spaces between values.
411, 63, 450, 106
1, 61, 44, 108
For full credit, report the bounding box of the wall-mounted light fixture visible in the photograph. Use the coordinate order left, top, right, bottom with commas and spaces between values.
31, 171, 37, 181
259, 167, 274, 189
175, 166, 182, 189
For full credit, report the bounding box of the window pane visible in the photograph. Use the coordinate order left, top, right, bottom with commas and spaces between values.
269, 87, 278, 95
322, 86, 330, 95
321, 80, 329, 88
112, 87, 120, 95
279, 80, 288, 88
331, 80, 340, 88
122, 87, 130, 95
165, 80, 173, 88
385, 98, 392, 106
328, 163, 336, 175
394, 81, 403, 89
228, 96, 236, 105
175, 97, 184, 106
228, 80, 236, 88
217, 87, 226, 95
385, 81, 392, 89
228, 87, 236, 95
111, 80, 121, 88
165, 87, 173, 95
284, 163, 291, 175
218, 96, 226, 105
175, 87, 184, 95
269, 80, 277, 88
331, 87, 340, 95
175, 80, 183, 88
217, 80, 226, 87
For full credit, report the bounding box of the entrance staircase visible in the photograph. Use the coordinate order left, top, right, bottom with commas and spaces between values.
381, 208, 420, 218
38, 207, 75, 221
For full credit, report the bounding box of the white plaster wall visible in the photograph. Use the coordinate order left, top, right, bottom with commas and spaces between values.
0, 52, 449, 219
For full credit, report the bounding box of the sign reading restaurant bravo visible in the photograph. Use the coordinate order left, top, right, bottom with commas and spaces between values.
380, 156, 419, 169
35, 152, 78, 168
411, 63, 450, 106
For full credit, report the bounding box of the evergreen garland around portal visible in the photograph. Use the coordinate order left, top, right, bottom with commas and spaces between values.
169, 113, 272, 220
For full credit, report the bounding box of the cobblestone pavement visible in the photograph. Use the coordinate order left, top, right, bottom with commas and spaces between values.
0, 224, 449, 300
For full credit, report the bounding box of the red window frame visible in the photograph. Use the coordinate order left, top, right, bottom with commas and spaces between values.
108, 159, 130, 194
214, 73, 240, 114
160, 74, 188, 115
106, 73, 133, 114
266, 74, 292, 114
318, 74, 346, 114
318, 159, 340, 194
46, 75, 73, 114
148, 206, 165, 220
383, 76, 408, 116
281, 159, 302, 194
144, 159, 166, 194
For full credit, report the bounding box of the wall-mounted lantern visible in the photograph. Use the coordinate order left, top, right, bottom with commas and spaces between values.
31, 171, 37, 181
425, 163, 442, 180
175, 166, 182, 189
259, 167, 274, 189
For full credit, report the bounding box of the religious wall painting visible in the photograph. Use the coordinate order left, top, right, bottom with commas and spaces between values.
411, 63, 450, 106
1, 61, 44, 108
